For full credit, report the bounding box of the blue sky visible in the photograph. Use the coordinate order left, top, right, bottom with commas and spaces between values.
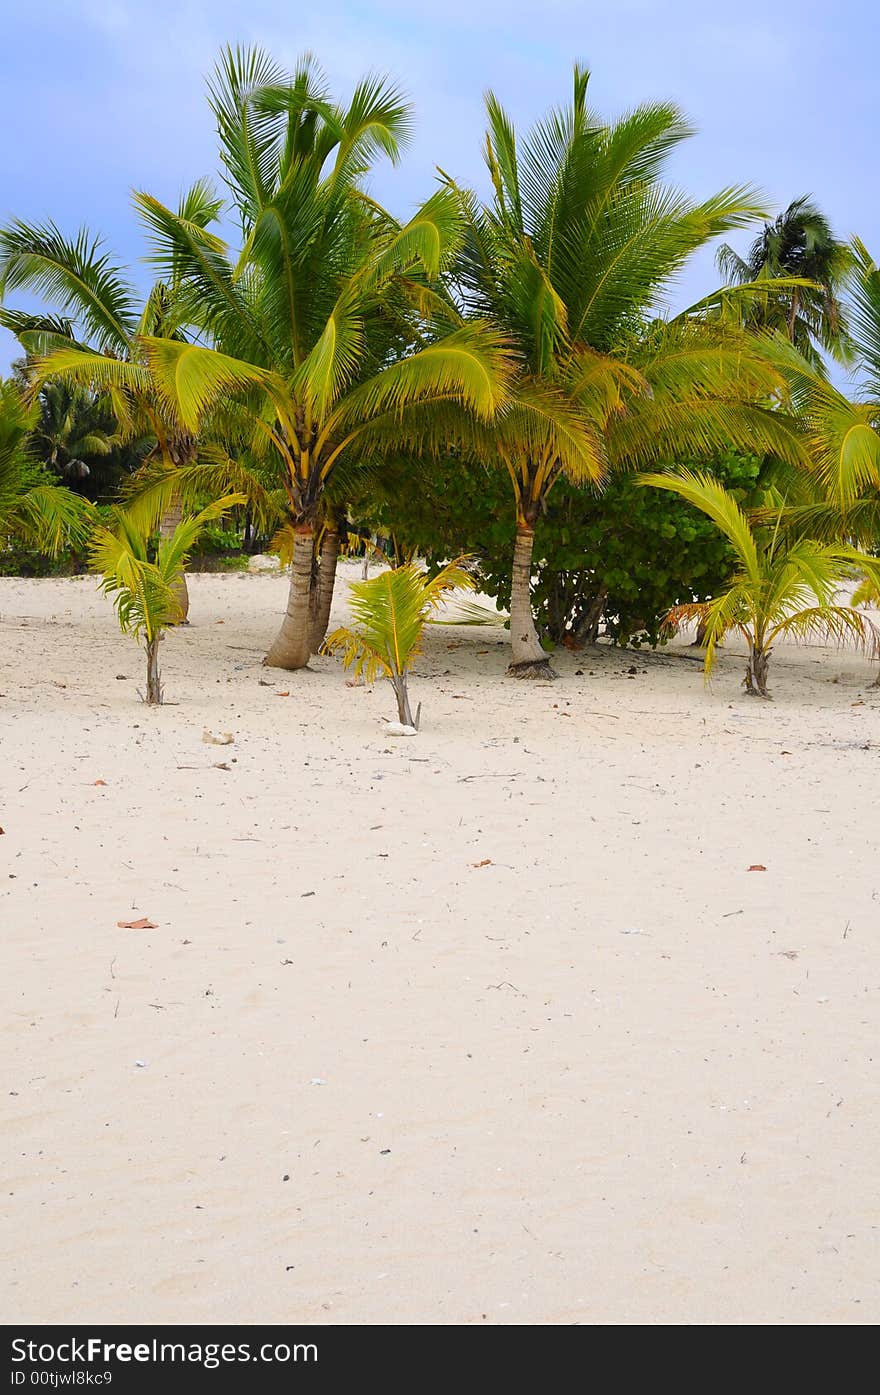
1, 0, 877, 371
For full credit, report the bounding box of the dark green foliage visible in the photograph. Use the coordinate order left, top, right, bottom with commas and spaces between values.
367, 451, 766, 647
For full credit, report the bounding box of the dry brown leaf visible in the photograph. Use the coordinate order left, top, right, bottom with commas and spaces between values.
117, 918, 157, 929
93, 779, 107, 786
747, 865, 767, 872
472, 858, 493, 868
276, 691, 290, 698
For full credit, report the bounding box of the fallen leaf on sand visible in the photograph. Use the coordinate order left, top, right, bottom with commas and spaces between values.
93, 779, 107, 786
747, 864, 767, 872
276, 691, 290, 698
202, 730, 234, 746
213, 762, 231, 771
472, 858, 493, 868
117, 917, 157, 929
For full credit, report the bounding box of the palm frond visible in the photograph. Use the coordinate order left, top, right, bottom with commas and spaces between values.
0, 219, 136, 352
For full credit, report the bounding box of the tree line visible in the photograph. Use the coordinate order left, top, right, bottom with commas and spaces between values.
2, 46, 879, 703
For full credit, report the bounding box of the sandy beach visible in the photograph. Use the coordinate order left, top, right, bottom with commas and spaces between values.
2, 563, 879, 1325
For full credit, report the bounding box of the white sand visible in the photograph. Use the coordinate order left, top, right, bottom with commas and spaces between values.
2, 562, 879, 1326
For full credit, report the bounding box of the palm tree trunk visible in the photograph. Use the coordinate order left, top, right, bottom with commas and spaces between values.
264, 526, 315, 670
308, 528, 341, 653
507, 524, 556, 679
744, 643, 771, 697
159, 498, 189, 622
390, 672, 420, 729
145, 637, 162, 705
573, 587, 608, 646
787, 287, 800, 343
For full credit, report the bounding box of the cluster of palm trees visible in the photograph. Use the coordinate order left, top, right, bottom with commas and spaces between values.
2, 46, 879, 702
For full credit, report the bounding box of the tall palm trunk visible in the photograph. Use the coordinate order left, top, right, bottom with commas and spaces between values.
159, 497, 189, 622
264, 525, 315, 670
507, 525, 555, 679
309, 527, 341, 653
145, 637, 162, 705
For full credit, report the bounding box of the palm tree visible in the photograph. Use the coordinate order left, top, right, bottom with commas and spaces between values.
324, 557, 473, 729
30, 379, 118, 489
716, 197, 852, 364
0, 178, 231, 618
641, 470, 877, 696
0, 378, 92, 555
442, 68, 806, 677
90, 495, 244, 703
104, 46, 510, 672
771, 241, 880, 544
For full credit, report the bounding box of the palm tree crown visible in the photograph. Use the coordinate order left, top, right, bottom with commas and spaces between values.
716, 196, 852, 363
99, 45, 512, 669
440, 67, 804, 674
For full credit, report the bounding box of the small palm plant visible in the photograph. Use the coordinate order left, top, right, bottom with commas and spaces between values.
90, 495, 244, 704
640, 470, 879, 697
323, 558, 474, 730
0, 379, 92, 554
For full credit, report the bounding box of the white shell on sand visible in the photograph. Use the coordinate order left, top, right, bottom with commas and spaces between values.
382, 722, 418, 736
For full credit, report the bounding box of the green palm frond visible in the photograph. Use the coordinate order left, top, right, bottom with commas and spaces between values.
645, 469, 879, 690
140, 337, 286, 433
121, 451, 279, 536
91, 494, 245, 640
847, 239, 880, 398
639, 470, 762, 581
0, 219, 137, 353
324, 557, 473, 679
0, 379, 93, 552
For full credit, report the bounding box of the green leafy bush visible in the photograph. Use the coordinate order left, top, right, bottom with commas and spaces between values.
364, 451, 766, 647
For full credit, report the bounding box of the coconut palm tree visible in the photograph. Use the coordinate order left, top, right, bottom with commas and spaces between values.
641, 469, 878, 696
324, 557, 473, 729
0, 378, 92, 555
107, 46, 511, 672
90, 494, 244, 704
29, 378, 120, 491
769, 241, 880, 544
716, 197, 852, 364
0, 177, 239, 618
440, 68, 806, 677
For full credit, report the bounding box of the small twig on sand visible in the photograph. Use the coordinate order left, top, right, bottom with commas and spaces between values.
458, 772, 521, 782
